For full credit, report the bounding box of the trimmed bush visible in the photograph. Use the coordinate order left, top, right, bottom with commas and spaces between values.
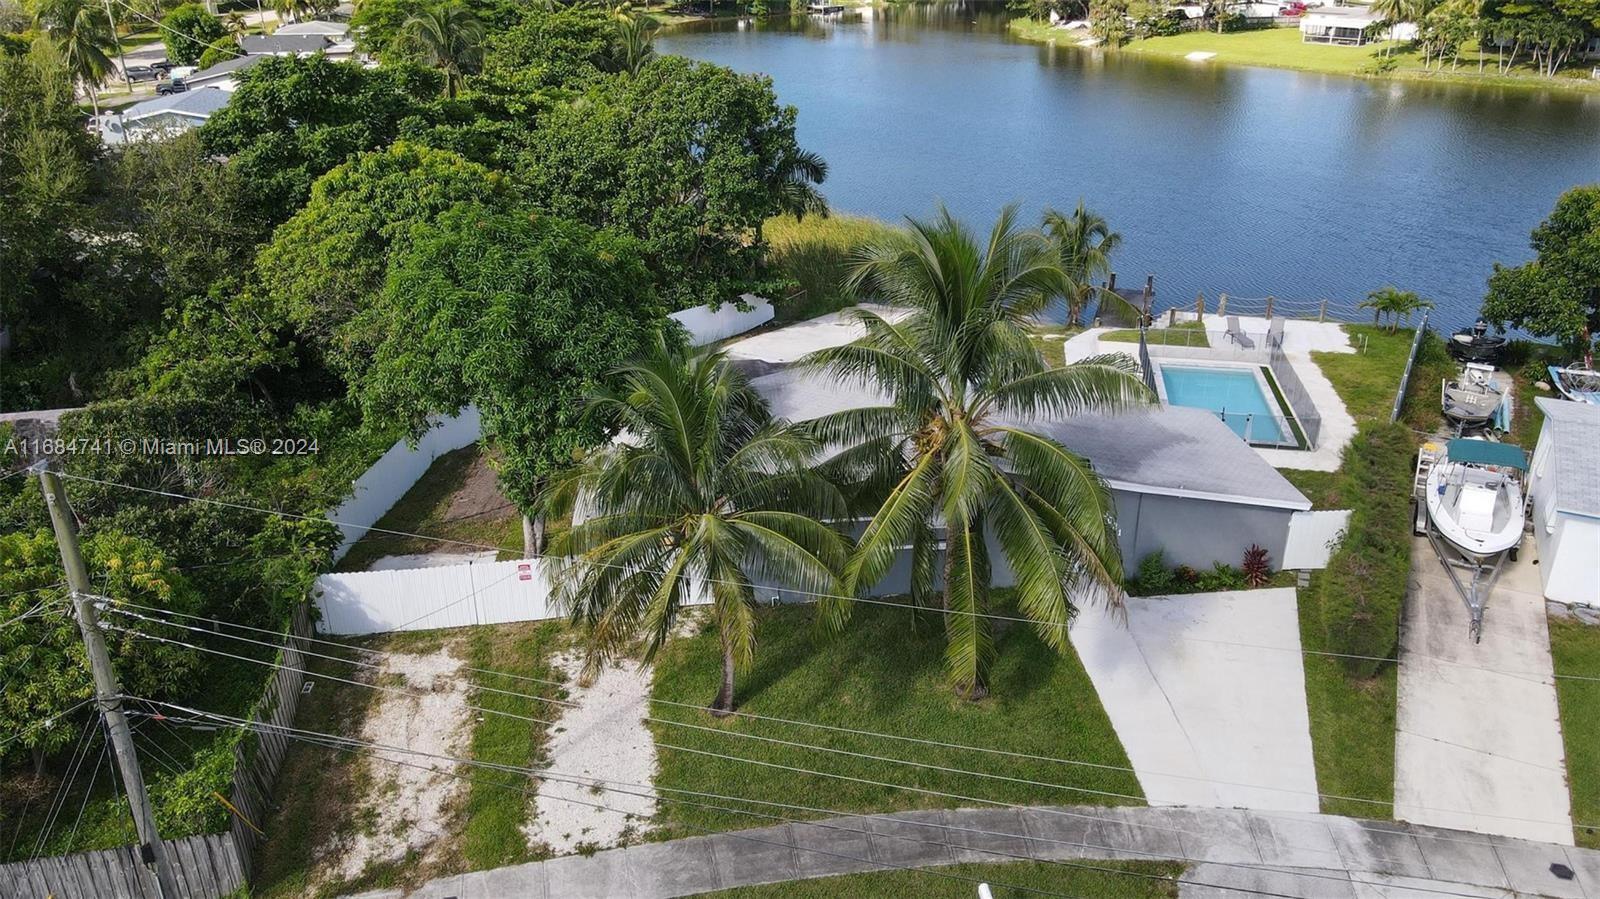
1320, 421, 1416, 678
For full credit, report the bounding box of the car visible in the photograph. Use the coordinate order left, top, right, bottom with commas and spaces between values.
123, 65, 158, 81
155, 78, 188, 95
149, 59, 173, 72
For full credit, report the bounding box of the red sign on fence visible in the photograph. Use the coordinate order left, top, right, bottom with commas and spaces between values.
517, 563, 532, 582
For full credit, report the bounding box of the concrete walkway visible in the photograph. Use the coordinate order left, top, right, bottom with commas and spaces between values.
1070, 589, 1321, 813
1395, 537, 1574, 846
346, 804, 1600, 898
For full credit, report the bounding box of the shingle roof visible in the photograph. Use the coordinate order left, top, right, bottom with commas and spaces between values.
117, 86, 233, 121
188, 52, 268, 83
239, 34, 332, 55
1536, 397, 1600, 516
273, 20, 349, 35
748, 367, 1310, 511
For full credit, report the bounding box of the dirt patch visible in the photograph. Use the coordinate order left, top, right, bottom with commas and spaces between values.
442, 450, 514, 523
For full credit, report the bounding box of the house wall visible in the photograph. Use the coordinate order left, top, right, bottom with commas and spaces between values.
1542, 516, 1600, 608
1113, 490, 1296, 572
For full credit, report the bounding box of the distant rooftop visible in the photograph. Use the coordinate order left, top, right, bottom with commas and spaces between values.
240, 34, 333, 55
116, 86, 232, 121
273, 20, 349, 36
188, 52, 268, 84
1536, 397, 1600, 517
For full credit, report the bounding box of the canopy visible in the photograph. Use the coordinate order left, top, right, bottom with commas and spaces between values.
1446, 438, 1527, 471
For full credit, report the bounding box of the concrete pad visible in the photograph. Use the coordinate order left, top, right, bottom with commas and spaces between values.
789, 818, 877, 878
1409, 824, 1509, 890
542, 850, 636, 899
1493, 836, 1586, 898
1566, 845, 1600, 897
1017, 806, 1098, 860
1248, 812, 1347, 870
1167, 808, 1267, 865
1395, 538, 1574, 845
865, 809, 954, 868
1180, 862, 1356, 899
459, 864, 548, 899
1327, 819, 1432, 880
722, 303, 909, 363
1070, 589, 1321, 813
626, 836, 723, 898
1348, 873, 1513, 898
708, 824, 799, 887
941, 808, 1036, 864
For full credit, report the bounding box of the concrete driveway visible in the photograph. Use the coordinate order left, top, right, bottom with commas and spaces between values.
1394, 536, 1573, 845
1070, 588, 1321, 812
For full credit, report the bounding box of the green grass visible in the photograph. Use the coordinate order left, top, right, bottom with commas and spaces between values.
1550, 618, 1600, 849
1314, 324, 1451, 431
455, 621, 568, 869
705, 860, 1183, 897
336, 444, 523, 572
648, 600, 1142, 841
1009, 21, 1600, 93
1279, 468, 1342, 509
765, 213, 901, 324
1027, 324, 1081, 368
1101, 321, 1208, 348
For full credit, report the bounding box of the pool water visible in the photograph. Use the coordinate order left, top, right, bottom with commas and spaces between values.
1159, 366, 1285, 444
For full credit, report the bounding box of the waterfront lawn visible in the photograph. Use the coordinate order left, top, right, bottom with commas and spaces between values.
1314, 324, 1451, 429
1549, 618, 1600, 849
649, 599, 1142, 840
1101, 321, 1209, 348
1028, 324, 1081, 367
335, 444, 524, 571
705, 860, 1183, 897
765, 213, 901, 325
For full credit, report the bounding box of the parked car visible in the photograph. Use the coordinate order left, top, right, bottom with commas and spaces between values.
155, 78, 188, 95
123, 65, 158, 81
149, 59, 173, 72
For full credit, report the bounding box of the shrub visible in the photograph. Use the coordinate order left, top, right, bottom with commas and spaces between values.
1196, 562, 1246, 592
1242, 544, 1272, 587
161, 3, 228, 67
1320, 422, 1416, 678
1134, 550, 1178, 595
196, 39, 241, 71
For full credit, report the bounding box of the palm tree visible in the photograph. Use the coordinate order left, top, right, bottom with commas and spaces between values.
613, 12, 658, 76
544, 337, 849, 715
804, 205, 1152, 699
1042, 201, 1121, 326
757, 147, 828, 245
32, 0, 116, 114
401, 1, 484, 98
1359, 285, 1433, 332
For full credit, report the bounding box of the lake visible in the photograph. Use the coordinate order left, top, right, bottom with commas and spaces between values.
659, 3, 1600, 328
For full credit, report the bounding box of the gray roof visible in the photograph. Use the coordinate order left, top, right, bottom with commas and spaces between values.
118, 86, 232, 121
187, 52, 268, 84
1536, 397, 1600, 517
239, 34, 332, 55
748, 367, 1310, 511
273, 20, 349, 35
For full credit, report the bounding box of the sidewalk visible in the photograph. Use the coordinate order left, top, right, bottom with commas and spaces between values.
345, 804, 1600, 899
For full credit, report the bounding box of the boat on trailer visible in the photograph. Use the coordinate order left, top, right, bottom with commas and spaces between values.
1446, 319, 1507, 364
1415, 439, 1527, 642
1441, 362, 1503, 430
1548, 362, 1600, 405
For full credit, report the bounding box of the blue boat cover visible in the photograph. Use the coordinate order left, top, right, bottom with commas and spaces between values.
1446, 438, 1527, 470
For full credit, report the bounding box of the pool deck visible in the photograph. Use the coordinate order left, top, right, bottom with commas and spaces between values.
1062, 316, 1356, 472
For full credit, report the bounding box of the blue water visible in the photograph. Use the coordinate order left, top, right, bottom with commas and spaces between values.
1159, 365, 1285, 444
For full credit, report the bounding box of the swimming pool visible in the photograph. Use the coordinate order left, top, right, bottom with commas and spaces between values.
1158, 365, 1287, 445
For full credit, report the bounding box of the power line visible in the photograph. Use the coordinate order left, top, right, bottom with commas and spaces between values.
57, 470, 1600, 685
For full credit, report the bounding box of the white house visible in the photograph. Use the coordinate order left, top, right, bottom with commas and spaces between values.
1528, 397, 1600, 608
272, 20, 350, 37
238, 32, 357, 60
1300, 5, 1417, 45
184, 52, 269, 90
97, 87, 232, 145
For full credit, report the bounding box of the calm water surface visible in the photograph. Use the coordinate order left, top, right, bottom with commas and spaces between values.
659, 4, 1600, 327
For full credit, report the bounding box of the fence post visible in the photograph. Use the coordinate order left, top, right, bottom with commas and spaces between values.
1196, 290, 1205, 323
1318, 299, 1327, 323
1167, 307, 1177, 327
1390, 310, 1430, 424
1218, 293, 1228, 317
1265, 295, 1275, 319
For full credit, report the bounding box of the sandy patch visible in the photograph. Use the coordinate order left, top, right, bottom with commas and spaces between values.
321, 645, 472, 883
442, 450, 514, 522
523, 651, 658, 854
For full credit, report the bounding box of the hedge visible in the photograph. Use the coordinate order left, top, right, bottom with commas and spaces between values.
1320, 421, 1416, 678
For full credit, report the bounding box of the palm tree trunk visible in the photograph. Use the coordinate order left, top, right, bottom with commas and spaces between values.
522, 514, 545, 557
712, 634, 736, 716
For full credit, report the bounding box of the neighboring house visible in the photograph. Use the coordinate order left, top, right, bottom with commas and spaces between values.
238, 33, 357, 59
1300, 6, 1417, 45
97, 87, 232, 145
184, 52, 269, 90
745, 365, 1312, 600
1528, 397, 1600, 608
272, 20, 350, 37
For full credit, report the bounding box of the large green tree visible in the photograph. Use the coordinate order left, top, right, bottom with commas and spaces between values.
1042, 201, 1121, 326
160, 2, 226, 66
355, 203, 665, 553
517, 55, 822, 311
1483, 185, 1600, 355
805, 206, 1151, 698
198, 55, 440, 225
30, 0, 114, 112
544, 339, 848, 713
401, 0, 483, 98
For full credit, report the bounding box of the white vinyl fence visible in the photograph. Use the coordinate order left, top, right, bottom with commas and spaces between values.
669, 295, 774, 346
1281, 509, 1352, 570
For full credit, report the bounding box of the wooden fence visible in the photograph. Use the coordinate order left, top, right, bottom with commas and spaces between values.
0, 604, 313, 898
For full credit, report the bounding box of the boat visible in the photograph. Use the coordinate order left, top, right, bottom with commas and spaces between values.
1425, 439, 1526, 565
1548, 362, 1600, 405
1440, 362, 1504, 429
1446, 319, 1508, 364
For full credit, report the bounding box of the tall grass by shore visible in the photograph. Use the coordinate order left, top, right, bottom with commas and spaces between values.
765, 213, 901, 323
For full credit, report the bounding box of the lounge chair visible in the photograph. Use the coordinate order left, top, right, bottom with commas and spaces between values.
1267, 316, 1285, 349
1226, 316, 1254, 349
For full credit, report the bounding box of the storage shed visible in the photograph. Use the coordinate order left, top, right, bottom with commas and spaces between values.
1528, 397, 1600, 608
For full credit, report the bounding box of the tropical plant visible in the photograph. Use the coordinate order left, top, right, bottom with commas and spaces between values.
160, 3, 227, 67
1359, 285, 1433, 332
272, 0, 331, 23
30, 0, 115, 112
1483, 185, 1600, 355
1089, 0, 1131, 45
758, 147, 828, 244
1241, 544, 1271, 588
1042, 200, 1121, 326
612, 9, 657, 76
543, 338, 849, 714
804, 205, 1152, 698
401, 0, 483, 97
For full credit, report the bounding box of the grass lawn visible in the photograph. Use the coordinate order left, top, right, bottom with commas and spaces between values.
1028, 324, 1081, 367
1314, 324, 1451, 431
1101, 321, 1208, 348
705, 860, 1183, 897
765, 213, 900, 325
1549, 618, 1600, 849
649, 601, 1142, 840
335, 444, 524, 572
1279, 468, 1342, 509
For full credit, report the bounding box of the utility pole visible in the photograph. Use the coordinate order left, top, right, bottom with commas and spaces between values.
34, 464, 180, 899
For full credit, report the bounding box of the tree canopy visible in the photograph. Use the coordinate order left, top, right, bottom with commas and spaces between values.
1482, 185, 1600, 353
160, 3, 227, 67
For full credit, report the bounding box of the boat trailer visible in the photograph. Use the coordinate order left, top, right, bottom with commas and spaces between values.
1412, 443, 1514, 643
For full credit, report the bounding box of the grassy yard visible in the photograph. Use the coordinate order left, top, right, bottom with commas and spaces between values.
1009, 21, 1600, 93
765, 213, 901, 325
1549, 618, 1600, 849
1028, 324, 1080, 367
336, 444, 524, 572
1101, 321, 1208, 348
706, 860, 1183, 897
1278, 468, 1342, 509
1313, 324, 1452, 431
649, 601, 1142, 840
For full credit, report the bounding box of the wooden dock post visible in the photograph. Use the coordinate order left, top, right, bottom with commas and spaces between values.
1318, 299, 1327, 323
1218, 293, 1228, 317
1265, 295, 1275, 319
1196, 290, 1205, 323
